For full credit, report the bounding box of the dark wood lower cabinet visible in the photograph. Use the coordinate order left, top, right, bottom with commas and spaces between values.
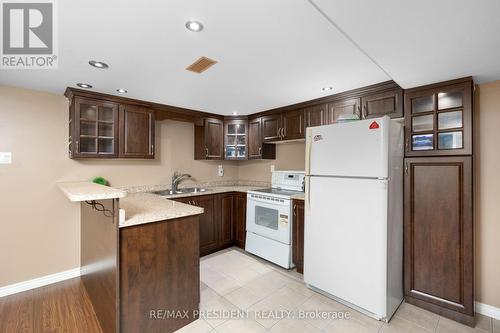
80, 199, 201, 333
292, 199, 305, 274
188, 195, 218, 256
174, 192, 248, 255
219, 193, 234, 247
233, 192, 247, 249
120, 215, 200, 333
80, 199, 119, 333
404, 156, 474, 326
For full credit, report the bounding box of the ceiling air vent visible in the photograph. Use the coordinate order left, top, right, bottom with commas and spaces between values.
186, 56, 217, 73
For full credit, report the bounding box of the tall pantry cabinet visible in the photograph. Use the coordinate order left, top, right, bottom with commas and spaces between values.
403, 77, 474, 326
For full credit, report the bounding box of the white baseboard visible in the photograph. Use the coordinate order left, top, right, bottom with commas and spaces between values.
476, 302, 500, 320
0, 268, 80, 298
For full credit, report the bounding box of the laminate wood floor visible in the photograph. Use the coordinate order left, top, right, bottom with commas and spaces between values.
0, 277, 102, 333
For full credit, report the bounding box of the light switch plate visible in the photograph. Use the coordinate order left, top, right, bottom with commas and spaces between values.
270, 165, 275, 172
0, 152, 12, 164
218, 165, 224, 177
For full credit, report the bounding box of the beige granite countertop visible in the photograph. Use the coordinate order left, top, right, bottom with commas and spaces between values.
120, 180, 305, 200
58, 181, 127, 202
156, 185, 270, 199
120, 180, 271, 195
59, 180, 301, 228
290, 193, 305, 200
119, 193, 204, 228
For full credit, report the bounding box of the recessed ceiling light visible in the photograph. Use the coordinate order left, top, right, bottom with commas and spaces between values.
76, 83, 92, 89
89, 60, 109, 69
322, 86, 333, 91
232, 111, 238, 115
116, 88, 127, 94
185, 20, 204, 32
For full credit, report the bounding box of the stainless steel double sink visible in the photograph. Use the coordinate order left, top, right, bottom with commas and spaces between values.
153, 187, 209, 196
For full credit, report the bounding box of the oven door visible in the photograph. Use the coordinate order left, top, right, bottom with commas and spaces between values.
246, 193, 291, 244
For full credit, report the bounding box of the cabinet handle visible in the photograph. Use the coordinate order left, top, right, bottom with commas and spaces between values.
405, 163, 409, 176
293, 204, 297, 217
405, 138, 410, 152
363, 105, 368, 119
76, 140, 80, 152
205, 148, 209, 158
151, 144, 154, 154
259, 147, 262, 155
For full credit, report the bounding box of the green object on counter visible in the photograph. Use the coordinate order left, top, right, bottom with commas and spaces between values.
92, 177, 109, 186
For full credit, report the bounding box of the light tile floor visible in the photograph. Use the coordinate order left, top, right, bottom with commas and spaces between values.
176, 247, 496, 333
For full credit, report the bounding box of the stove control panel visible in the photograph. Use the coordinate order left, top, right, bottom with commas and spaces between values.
271, 170, 305, 191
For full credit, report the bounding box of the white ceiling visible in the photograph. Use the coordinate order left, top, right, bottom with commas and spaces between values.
1, 0, 499, 115
311, 0, 500, 88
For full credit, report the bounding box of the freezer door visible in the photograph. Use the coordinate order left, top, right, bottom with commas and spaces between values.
306, 117, 390, 178
304, 176, 388, 318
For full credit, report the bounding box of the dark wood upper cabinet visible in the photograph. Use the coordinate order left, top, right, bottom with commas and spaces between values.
196, 117, 274, 161
205, 119, 224, 159
282, 109, 305, 140
119, 104, 155, 159
292, 199, 305, 274
224, 119, 248, 160
262, 114, 282, 143
304, 104, 327, 128
248, 117, 276, 160
68, 94, 155, 159
194, 118, 224, 160
404, 79, 472, 157
71, 97, 119, 158
404, 156, 473, 326
361, 87, 403, 119
327, 98, 361, 123
261, 110, 305, 142
248, 117, 263, 159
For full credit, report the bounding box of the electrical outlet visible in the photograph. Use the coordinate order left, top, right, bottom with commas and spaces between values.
218, 165, 224, 177
0, 152, 12, 164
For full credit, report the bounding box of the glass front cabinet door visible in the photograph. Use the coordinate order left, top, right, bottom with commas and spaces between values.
404, 80, 472, 156
224, 119, 248, 160
70, 98, 119, 158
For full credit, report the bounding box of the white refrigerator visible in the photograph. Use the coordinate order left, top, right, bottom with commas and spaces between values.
304, 116, 404, 321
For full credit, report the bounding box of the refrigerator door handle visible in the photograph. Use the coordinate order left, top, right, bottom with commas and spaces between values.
305, 128, 312, 175
305, 176, 311, 213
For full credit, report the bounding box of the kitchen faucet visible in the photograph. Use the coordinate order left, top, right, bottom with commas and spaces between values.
171, 172, 192, 193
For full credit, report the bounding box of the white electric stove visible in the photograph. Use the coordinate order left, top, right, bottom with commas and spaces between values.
245, 170, 305, 268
